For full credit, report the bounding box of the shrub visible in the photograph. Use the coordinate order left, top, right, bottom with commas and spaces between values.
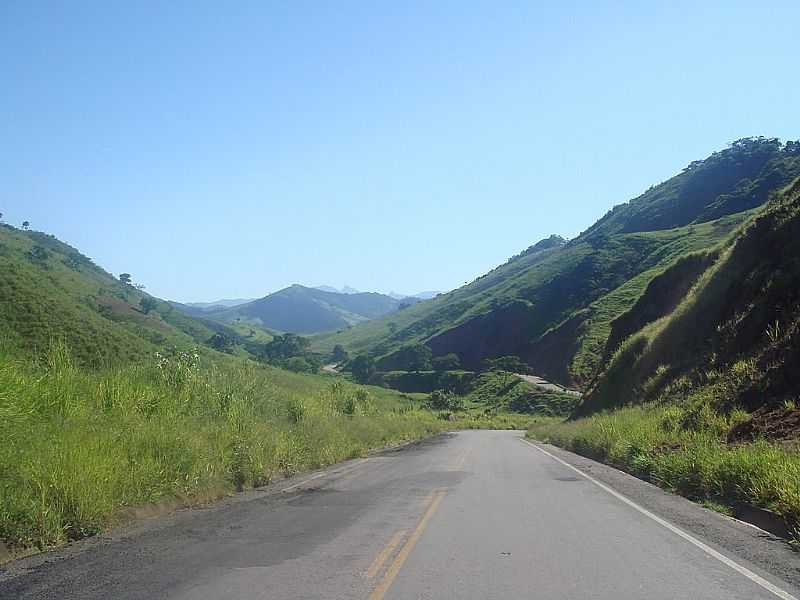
285, 356, 312, 373
427, 390, 465, 411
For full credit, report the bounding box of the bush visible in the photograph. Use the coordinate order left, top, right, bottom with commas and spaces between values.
380, 370, 475, 394
285, 356, 312, 373
432, 353, 461, 371
426, 390, 465, 411
350, 355, 375, 383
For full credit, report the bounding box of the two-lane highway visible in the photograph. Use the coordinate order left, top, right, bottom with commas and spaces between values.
2, 431, 799, 599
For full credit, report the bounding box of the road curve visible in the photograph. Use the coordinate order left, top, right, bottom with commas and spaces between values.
2, 430, 799, 599
516, 373, 582, 396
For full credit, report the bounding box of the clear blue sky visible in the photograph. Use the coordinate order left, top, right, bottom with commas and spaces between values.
2, 1, 798, 302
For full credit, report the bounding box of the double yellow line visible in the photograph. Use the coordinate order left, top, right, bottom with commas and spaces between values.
366, 489, 447, 600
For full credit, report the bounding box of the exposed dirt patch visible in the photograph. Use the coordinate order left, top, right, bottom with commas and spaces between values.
728, 406, 800, 444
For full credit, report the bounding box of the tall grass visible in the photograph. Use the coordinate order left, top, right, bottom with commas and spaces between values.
0, 342, 448, 552
528, 405, 800, 535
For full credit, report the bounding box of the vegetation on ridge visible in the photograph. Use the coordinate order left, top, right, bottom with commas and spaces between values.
314, 138, 800, 388
529, 177, 800, 537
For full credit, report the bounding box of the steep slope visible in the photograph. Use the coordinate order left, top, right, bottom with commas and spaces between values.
580, 177, 800, 417
581, 137, 799, 237
315, 139, 800, 385
0, 225, 251, 366
310, 233, 570, 356
195, 285, 406, 334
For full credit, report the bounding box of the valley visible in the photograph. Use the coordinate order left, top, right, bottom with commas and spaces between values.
4, 4, 800, 597
3, 138, 800, 599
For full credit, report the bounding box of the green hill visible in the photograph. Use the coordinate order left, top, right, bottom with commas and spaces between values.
186, 284, 409, 334
0, 224, 257, 366
581, 176, 800, 417
0, 225, 499, 554
314, 138, 800, 386
528, 178, 800, 531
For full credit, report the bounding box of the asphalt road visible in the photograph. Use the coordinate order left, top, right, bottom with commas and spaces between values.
2, 430, 800, 599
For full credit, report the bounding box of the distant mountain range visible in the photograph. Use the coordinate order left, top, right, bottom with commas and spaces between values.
387, 290, 442, 300
314, 286, 442, 300
173, 284, 421, 334
184, 298, 254, 309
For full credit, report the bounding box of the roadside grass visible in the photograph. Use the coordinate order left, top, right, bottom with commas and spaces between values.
527, 405, 800, 537
0, 341, 532, 555
0, 341, 454, 553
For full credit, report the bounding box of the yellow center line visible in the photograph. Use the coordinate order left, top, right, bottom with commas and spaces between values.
365, 530, 407, 578
368, 489, 447, 600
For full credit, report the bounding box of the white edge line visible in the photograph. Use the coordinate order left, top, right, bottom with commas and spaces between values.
521, 438, 798, 600
280, 459, 368, 493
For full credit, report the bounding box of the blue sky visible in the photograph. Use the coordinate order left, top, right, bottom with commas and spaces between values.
2, 1, 798, 302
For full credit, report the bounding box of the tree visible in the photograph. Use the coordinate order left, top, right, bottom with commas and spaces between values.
350, 355, 375, 384
0, 212, 3, 222
387, 322, 398, 334
483, 355, 528, 374
332, 344, 349, 363
483, 355, 528, 388
426, 389, 465, 411
432, 353, 461, 371
118, 273, 132, 285
285, 356, 312, 373
21, 221, 30, 230
207, 332, 235, 354
139, 296, 158, 314
396, 344, 432, 372
262, 333, 311, 363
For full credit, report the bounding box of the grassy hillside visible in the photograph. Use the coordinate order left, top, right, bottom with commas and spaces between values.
529, 177, 800, 535
0, 225, 530, 557
184, 284, 407, 334
524, 212, 753, 384
581, 176, 800, 416
311, 235, 570, 355
0, 340, 453, 552
315, 139, 800, 386
0, 225, 277, 367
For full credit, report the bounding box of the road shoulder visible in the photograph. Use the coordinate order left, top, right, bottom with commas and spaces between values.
0, 433, 452, 581
524, 439, 800, 591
